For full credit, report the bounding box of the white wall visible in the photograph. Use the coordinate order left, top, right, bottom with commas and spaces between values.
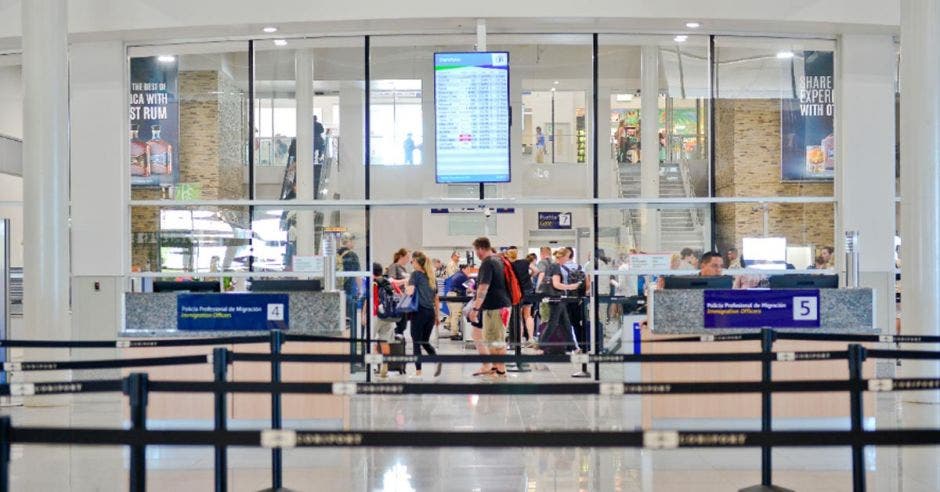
68, 41, 126, 338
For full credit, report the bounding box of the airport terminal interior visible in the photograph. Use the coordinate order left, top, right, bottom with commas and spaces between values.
0, 0, 938, 490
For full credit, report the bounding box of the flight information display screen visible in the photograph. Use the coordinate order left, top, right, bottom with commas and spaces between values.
434, 52, 510, 183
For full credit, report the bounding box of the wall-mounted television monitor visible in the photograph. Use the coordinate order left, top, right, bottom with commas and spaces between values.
768, 274, 839, 289
742, 237, 787, 270
153, 281, 221, 293
434, 52, 510, 184
662, 275, 734, 289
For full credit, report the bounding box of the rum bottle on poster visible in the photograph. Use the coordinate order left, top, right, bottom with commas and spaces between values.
147, 124, 173, 175
130, 124, 149, 176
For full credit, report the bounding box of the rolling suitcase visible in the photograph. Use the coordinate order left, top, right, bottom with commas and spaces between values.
387, 335, 407, 374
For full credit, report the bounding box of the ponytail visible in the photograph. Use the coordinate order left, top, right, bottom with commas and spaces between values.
412, 251, 436, 290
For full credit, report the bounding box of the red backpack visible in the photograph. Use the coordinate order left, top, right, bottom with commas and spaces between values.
500, 257, 524, 306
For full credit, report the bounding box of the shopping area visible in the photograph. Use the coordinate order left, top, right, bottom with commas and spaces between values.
0, 1, 937, 491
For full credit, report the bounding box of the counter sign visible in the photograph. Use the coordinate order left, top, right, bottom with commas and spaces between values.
703, 289, 820, 329
178, 294, 290, 331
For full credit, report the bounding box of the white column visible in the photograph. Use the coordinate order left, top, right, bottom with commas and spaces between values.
640, 46, 660, 251
836, 34, 900, 492
835, 35, 897, 331
899, 1, 940, 490
22, 0, 70, 340
295, 49, 315, 256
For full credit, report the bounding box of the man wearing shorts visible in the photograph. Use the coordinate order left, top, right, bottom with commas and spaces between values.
467, 237, 511, 380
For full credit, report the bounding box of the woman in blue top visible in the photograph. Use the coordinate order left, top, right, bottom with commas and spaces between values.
405, 251, 442, 377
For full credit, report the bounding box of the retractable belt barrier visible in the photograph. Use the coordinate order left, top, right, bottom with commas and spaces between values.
650, 332, 940, 344
2, 331, 940, 492
5, 425, 940, 449
0, 334, 357, 348
3, 377, 939, 397
9, 348, 940, 373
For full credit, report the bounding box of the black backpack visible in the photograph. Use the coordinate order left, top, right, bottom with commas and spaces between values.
375, 279, 402, 321
562, 265, 587, 295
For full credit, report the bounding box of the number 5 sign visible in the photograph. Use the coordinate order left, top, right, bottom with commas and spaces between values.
792, 296, 818, 321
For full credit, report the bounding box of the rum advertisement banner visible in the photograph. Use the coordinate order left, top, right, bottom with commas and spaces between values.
780, 51, 834, 181
130, 57, 179, 187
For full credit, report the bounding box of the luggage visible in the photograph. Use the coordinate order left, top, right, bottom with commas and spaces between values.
538, 320, 575, 354
387, 335, 407, 374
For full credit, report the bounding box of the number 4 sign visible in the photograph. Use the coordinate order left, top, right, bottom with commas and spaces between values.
267, 303, 285, 321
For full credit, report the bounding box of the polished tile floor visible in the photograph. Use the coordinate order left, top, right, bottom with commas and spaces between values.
1, 333, 938, 491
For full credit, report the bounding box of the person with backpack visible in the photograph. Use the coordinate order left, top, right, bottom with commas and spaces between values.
562, 247, 591, 353
467, 237, 512, 381
539, 248, 586, 354
368, 262, 399, 378
506, 247, 537, 348
443, 263, 472, 339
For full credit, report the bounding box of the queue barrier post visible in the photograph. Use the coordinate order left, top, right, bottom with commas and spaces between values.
269, 330, 284, 490
740, 328, 792, 492
509, 304, 530, 373
847, 344, 867, 492
124, 373, 149, 492
212, 348, 229, 492
572, 298, 591, 378
0, 416, 10, 492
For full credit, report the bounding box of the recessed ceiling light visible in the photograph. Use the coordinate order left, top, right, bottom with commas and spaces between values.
273, 39, 288, 47
674, 35, 688, 43
776, 50, 795, 59
157, 55, 176, 63
553, 80, 559, 85
685, 22, 701, 29
262, 26, 278, 33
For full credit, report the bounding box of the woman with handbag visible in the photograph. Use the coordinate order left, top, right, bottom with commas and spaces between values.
405, 251, 442, 377
388, 248, 411, 336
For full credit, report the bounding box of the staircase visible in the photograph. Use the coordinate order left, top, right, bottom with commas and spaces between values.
617, 162, 705, 254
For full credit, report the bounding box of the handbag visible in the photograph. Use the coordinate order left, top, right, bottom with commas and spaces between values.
396, 290, 419, 314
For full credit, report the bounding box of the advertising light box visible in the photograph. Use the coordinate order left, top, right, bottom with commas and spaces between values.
434, 52, 510, 183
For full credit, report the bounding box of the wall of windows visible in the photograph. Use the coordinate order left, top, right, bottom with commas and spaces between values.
126, 32, 838, 284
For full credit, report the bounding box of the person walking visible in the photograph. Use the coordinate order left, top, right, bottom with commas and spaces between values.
467, 237, 512, 381
540, 248, 583, 353
405, 251, 442, 378
561, 247, 590, 353
388, 248, 411, 336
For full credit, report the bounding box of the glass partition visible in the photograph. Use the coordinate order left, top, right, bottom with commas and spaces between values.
253, 37, 365, 200
714, 37, 837, 198
128, 42, 250, 201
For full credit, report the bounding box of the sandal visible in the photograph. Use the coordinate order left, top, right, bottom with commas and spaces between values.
472, 368, 496, 377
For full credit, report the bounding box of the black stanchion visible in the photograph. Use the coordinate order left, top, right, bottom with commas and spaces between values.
212, 348, 229, 492
508, 304, 530, 373
847, 344, 867, 492
572, 299, 591, 378
124, 373, 149, 492
268, 330, 284, 491
0, 416, 10, 492
741, 329, 792, 492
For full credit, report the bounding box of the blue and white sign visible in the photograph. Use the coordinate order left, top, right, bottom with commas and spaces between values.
538, 212, 572, 230
178, 294, 289, 331
434, 52, 510, 183
703, 289, 820, 329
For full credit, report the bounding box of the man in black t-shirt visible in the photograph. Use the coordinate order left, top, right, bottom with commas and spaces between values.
468, 237, 511, 379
